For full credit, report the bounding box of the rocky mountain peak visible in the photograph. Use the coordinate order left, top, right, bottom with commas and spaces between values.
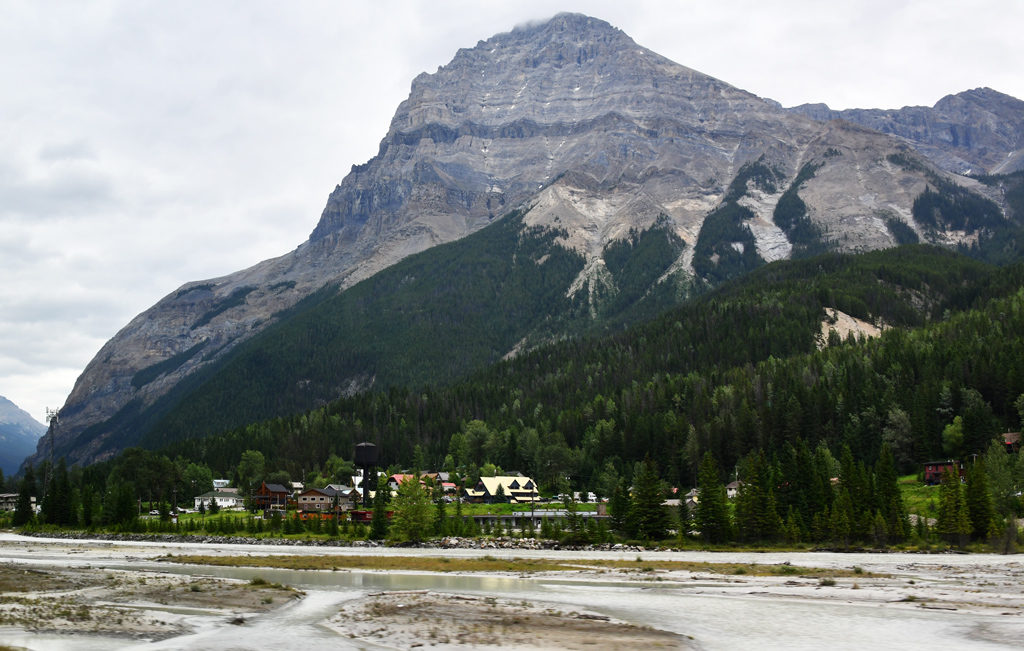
28, 14, 1023, 469
788, 86, 1024, 175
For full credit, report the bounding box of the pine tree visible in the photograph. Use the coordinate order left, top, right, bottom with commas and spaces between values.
370, 475, 390, 540
694, 451, 731, 543
628, 457, 669, 541
12, 466, 36, 527
874, 443, 908, 542
433, 484, 448, 537
390, 474, 433, 543
935, 468, 970, 546
733, 451, 781, 541
964, 462, 996, 540
608, 478, 631, 535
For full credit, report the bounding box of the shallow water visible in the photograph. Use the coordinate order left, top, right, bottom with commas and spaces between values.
2, 534, 1023, 649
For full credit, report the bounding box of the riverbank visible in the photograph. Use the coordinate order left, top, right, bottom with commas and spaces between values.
2, 532, 1023, 649
0, 561, 301, 641
16, 528, 984, 555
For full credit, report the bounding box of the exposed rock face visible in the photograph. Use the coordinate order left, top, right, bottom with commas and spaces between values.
788, 87, 1024, 175
31, 13, 1022, 467
0, 395, 45, 474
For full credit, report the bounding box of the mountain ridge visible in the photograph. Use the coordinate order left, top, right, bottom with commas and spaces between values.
0, 396, 46, 475
27, 13, 1024, 469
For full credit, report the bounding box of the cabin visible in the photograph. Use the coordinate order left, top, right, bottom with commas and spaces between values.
253, 482, 290, 511
923, 460, 964, 485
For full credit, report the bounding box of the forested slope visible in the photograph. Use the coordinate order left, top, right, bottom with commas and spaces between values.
155, 246, 1024, 492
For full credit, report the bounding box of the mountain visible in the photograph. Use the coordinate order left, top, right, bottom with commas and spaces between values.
0, 396, 46, 475
30, 13, 1024, 468
154, 246, 1024, 485
788, 87, 1024, 175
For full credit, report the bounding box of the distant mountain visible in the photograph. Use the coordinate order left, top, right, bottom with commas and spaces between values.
0, 396, 46, 475
31, 13, 1024, 468
788, 87, 1024, 175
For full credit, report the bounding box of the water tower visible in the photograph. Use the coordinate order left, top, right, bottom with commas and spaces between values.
354, 442, 378, 507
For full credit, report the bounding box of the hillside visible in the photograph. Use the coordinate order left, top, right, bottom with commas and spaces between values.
33, 13, 1024, 468
0, 396, 46, 476
147, 246, 1024, 491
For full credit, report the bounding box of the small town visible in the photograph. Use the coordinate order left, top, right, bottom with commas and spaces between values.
2, 3, 1024, 649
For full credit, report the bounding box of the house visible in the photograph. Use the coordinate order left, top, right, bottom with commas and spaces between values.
296, 486, 346, 515
387, 474, 418, 493
923, 460, 964, 485
212, 479, 231, 489
464, 476, 539, 504
194, 490, 243, 510
253, 482, 290, 511
0, 493, 21, 511
725, 480, 744, 499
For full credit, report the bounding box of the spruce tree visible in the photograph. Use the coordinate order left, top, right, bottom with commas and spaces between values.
370, 475, 391, 540
874, 443, 908, 542
41, 459, 73, 526
608, 478, 631, 535
390, 474, 433, 543
936, 468, 970, 546
733, 451, 781, 542
964, 462, 996, 540
627, 458, 669, 541
13, 467, 36, 527
433, 483, 448, 537
694, 451, 731, 543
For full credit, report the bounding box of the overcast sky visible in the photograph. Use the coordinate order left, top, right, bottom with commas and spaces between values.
2, 0, 1021, 426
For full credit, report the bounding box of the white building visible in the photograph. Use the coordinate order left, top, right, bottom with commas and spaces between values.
194, 490, 243, 510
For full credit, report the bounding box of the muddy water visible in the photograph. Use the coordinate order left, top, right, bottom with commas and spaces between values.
2, 534, 1023, 649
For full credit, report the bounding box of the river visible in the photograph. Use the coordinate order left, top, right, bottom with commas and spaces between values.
1, 533, 1021, 649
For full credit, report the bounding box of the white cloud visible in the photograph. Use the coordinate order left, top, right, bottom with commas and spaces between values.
0, 0, 1020, 423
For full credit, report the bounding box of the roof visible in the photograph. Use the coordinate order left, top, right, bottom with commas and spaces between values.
262, 483, 290, 493
299, 487, 342, 498
1003, 432, 1021, 444
475, 476, 539, 502
196, 490, 241, 500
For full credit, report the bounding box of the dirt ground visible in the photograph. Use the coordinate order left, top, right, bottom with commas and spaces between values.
328, 590, 692, 649
0, 562, 301, 640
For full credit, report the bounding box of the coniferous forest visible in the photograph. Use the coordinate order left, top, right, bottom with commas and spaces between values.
10, 171, 1024, 547
12, 241, 1023, 548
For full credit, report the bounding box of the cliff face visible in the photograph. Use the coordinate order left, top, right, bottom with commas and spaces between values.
0, 396, 45, 475
31, 13, 1021, 467
788, 87, 1024, 175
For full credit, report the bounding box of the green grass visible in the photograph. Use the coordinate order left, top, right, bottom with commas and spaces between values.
898, 475, 938, 516
164, 554, 873, 578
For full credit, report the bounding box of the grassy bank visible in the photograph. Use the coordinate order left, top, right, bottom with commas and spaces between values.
164, 553, 876, 578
